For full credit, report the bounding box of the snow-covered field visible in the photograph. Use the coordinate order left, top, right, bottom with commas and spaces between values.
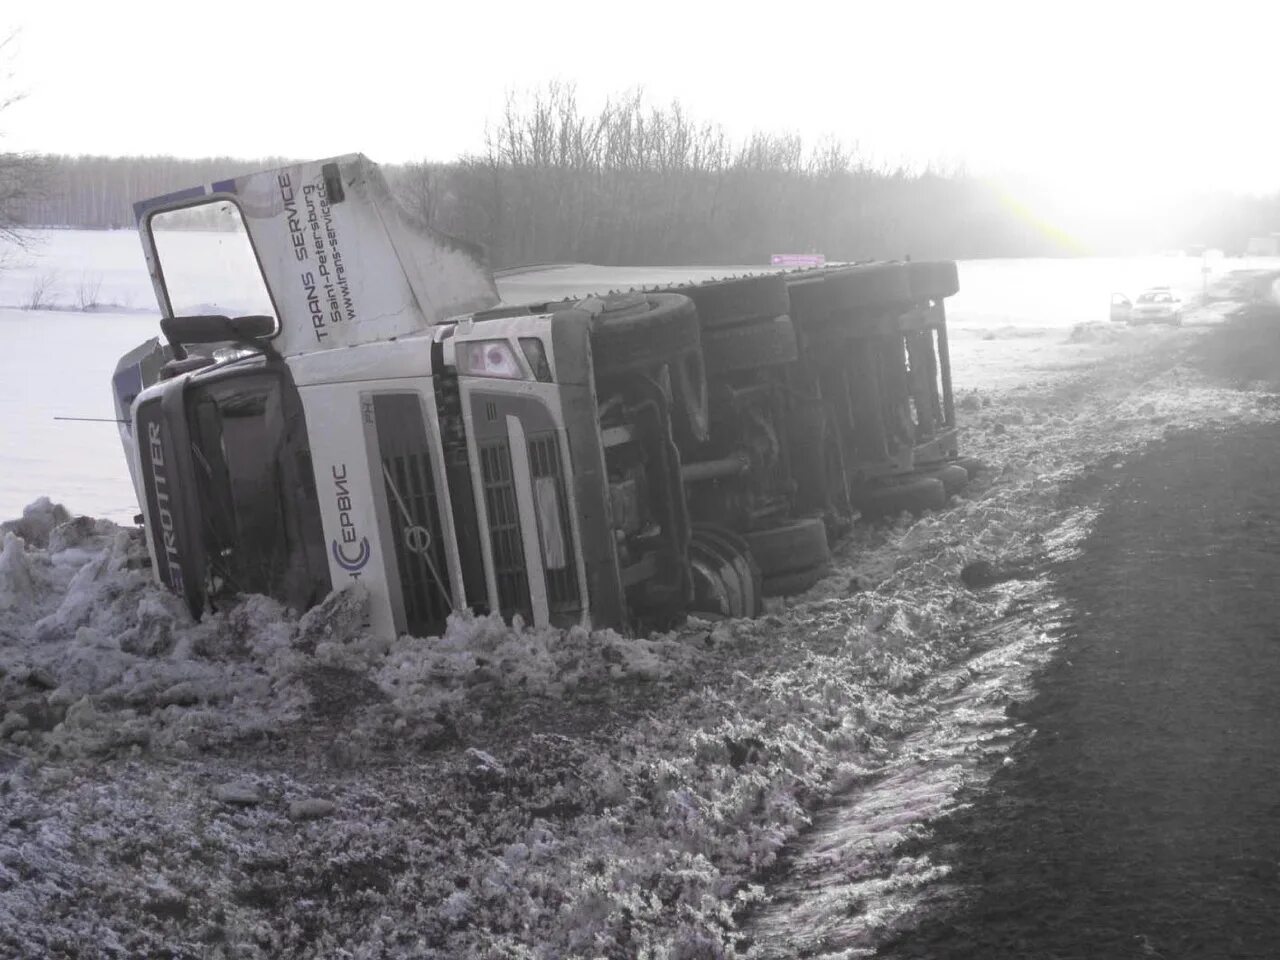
3, 229, 1280, 957
2, 228, 1275, 522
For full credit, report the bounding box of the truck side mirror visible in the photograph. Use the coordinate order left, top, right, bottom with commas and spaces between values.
160, 314, 275, 347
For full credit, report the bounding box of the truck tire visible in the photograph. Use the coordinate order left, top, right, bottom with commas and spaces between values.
824, 262, 913, 312
702, 316, 799, 375
786, 401, 847, 515
852, 476, 947, 519
915, 462, 969, 496
704, 524, 762, 617
590, 292, 701, 375
951, 455, 985, 479
785, 272, 834, 326
690, 524, 762, 619
744, 516, 831, 577
762, 563, 830, 598
906, 260, 960, 301
666, 275, 791, 329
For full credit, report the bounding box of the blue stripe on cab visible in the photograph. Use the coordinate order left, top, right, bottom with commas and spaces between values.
132, 186, 208, 224
113, 363, 144, 409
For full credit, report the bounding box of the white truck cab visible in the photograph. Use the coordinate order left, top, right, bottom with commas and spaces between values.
114, 155, 724, 638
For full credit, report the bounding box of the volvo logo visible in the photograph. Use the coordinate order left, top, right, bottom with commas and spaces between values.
403, 524, 432, 556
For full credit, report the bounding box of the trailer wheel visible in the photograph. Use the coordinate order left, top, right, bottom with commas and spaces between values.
702, 316, 799, 375
590, 292, 701, 375
689, 524, 762, 619
762, 563, 831, 598
786, 403, 844, 515
744, 516, 831, 577
852, 476, 947, 519
906, 260, 960, 301
915, 462, 969, 496
785, 272, 834, 326
667, 275, 791, 329
824, 262, 913, 312
701, 524, 762, 617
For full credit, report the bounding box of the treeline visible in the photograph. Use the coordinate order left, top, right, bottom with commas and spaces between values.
385, 88, 1054, 265
6, 87, 1280, 263
14, 155, 293, 230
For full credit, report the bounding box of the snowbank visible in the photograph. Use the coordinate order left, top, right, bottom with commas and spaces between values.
3, 321, 1279, 957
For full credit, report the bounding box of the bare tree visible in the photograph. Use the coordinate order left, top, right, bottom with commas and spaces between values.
0, 31, 43, 248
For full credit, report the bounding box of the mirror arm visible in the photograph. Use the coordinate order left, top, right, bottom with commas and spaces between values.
158, 314, 280, 365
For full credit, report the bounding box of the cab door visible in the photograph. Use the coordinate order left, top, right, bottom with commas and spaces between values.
1110, 292, 1133, 323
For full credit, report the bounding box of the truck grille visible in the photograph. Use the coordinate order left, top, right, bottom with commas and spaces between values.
373, 394, 451, 637
527, 433, 580, 614
479, 439, 532, 619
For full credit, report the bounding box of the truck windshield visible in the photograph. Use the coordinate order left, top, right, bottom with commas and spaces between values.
184, 365, 329, 610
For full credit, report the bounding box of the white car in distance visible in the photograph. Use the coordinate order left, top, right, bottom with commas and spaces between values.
1128, 287, 1183, 325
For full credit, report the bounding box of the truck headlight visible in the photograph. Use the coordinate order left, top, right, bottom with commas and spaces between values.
457, 340, 527, 380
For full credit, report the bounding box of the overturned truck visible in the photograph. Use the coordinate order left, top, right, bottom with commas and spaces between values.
113, 154, 968, 639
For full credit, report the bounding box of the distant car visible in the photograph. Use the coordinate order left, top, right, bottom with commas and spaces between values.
1110, 292, 1132, 323
1129, 287, 1183, 325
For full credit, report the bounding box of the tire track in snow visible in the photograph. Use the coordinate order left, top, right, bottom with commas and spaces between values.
746, 513, 1093, 958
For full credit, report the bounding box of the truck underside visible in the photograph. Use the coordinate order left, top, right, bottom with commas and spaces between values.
115, 154, 967, 639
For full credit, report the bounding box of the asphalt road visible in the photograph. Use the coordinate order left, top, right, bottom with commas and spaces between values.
880, 396, 1280, 958
876, 312, 1280, 959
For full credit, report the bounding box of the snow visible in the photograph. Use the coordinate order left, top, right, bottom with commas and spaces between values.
0, 307, 156, 521
2, 228, 1277, 522
0, 230, 160, 315
4, 228, 1280, 956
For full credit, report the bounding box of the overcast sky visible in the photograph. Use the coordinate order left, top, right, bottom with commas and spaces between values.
4, 0, 1280, 211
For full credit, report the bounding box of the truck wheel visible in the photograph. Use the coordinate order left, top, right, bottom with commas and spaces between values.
915, 463, 969, 495
824, 262, 913, 312
787, 403, 843, 515
690, 524, 762, 619
702, 316, 799, 375
744, 516, 831, 577
590, 292, 701, 375
762, 563, 830, 598
852, 476, 947, 519
701, 525, 762, 618
785, 272, 833, 326
667, 275, 791, 329
906, 260, 960, 301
